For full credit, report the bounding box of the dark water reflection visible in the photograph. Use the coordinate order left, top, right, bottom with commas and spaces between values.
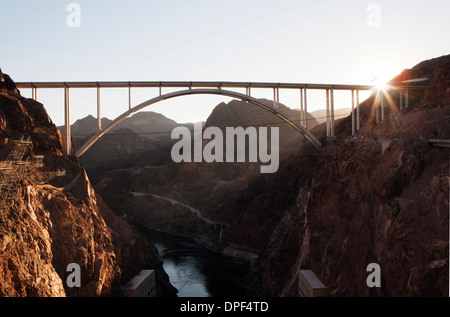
145, 229, 256, 297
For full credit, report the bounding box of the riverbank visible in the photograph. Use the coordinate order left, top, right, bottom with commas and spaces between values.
136, 222, 259, 267
137, 226, 258, 297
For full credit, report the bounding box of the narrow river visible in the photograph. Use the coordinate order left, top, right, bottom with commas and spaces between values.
144, 228, 257, 297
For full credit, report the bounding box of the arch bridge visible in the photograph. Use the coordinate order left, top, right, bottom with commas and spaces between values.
15, 81, 420, 156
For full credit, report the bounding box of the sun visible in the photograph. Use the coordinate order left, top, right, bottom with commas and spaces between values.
374, 77, 389, 90
369, 66, 392, 91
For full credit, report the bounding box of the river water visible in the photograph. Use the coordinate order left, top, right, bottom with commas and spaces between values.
144, 229, 257, 297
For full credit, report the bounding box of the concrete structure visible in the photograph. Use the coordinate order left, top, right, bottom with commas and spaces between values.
16, 81, 426, 157
298, 270, 328, 297
122, 269, 156, 297
428, 139, 450, 148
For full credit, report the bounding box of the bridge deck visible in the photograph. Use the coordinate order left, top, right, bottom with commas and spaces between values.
16, 81, 382, 90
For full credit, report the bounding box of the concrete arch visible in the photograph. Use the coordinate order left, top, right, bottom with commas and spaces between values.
75, 88, 321, 157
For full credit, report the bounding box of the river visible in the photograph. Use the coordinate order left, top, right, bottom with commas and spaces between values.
144, 228, 257, 297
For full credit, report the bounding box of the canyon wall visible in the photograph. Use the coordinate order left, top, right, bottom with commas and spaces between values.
245, 54, 450, 296
0, 69, 176, 297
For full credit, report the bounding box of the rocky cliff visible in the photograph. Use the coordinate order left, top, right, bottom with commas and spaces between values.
63, 112, 194, 174
244, 54, 450, 296
0, 69, 176, 297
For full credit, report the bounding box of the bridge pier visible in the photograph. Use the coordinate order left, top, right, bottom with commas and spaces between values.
97, 85, 101, 131
300, 89, 304, 126
351, 90, 355, 136
326, 89, 330, 137
64, 86, 72, 156
303, 89, 308, 130
405, 89, 409, 108
128, 83, 132, 110
32, 86, 37, 101
273, 87, 280, 108
356, 89, 360, 131
376, 92, 380, 124
381, 93, 385, 121
330, 88, 335, 137
324, 88, 335, 137
399, 91, 403, 110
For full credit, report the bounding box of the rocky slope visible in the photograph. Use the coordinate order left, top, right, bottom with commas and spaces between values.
311, 108, 351, 124
205, 99, 319, 149
62, 112, 194, 173
243, 54, 450, 296
0, 69, 177, 297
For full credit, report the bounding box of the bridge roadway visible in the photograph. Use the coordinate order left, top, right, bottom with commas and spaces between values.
15, 81, 425, 156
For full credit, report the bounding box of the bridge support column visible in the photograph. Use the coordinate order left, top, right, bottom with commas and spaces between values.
351, 90, 355, 136
381, 93, 385, 121
277, 87, 280, 107
64, 86, 72, 156
376, 92, 380, 124
399, 91, 403, 110
304, 89, 308, 130
326, 89, 330, 137
128, 83, 132, 110
330, 88, 335, 137
300, 89, 304, 126
356, 89, 360, 131
32, 87, 37, 101
273, 87, 279, 108
405, 89, 409, 108
97, 86, 101, 131
273, 88, 276, 108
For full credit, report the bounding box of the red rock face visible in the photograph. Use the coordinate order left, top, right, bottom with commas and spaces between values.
247, 135, 448, 297
0, 69, 176, 297
302, 141, 447, 297
382, 174, 448, 296
0, 69, 18, 93
0, 175, 120, 297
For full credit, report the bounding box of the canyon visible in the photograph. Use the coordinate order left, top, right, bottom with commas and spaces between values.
1, 53, 449, 297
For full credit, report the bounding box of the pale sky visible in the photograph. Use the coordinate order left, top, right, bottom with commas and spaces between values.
1, 0, 449, 125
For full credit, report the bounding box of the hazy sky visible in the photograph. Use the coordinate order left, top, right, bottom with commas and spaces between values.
1, 0, 449, 125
